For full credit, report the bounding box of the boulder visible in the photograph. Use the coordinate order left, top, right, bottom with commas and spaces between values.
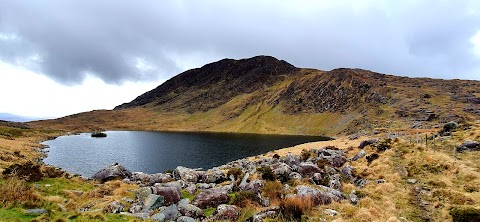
239, 179, 264, 193
358, 139, 379, 149
91, 163, 132, 182
154, 186, 181, 205
310, 172, 328, 186
349, 190, 359, 205
24, 209, 46, 215
246, 206, 281, 222
162, 181, 183, 194
443, 122, 459, 132
144, 194, 164, 210
295, 185, 332, 206
177, 216, 195, 222
158, 204, 181, 221
328, 174, 342, 191
185, 184, 197, 195
349, 150, 367, 161
317, 185, 346, 202
201, 170, 226, 183
457, 140, 480, 152
340, 165, 354, 181
135, 187, 153, 204
151, 213, 166, 222
212, 204, 240, 221
173, 166, 200, 183
284, 153, 301, 167
317, 148, 347, 167
178, 202, 205, 219
128, 203, 143, 213
271, 163, 292, 180
192, 188, 230, 209
103, 201, 125, 213
297, 162, 323, 176
289, 172, 302, 180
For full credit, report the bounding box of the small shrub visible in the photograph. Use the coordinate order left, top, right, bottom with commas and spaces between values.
262, 181, 285, 201
450, 207, 480, 222
2, 161, 43, 182
280, 196, 313, 221
227, 167, 244, 180
232, 191, 258, 208
0, 177, 42, 208
272, 154, 281, 159
300, 149, 311, 161
257, 167, 276, 181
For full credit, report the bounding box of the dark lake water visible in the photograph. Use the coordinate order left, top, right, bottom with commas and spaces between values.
42, 131, 329, 177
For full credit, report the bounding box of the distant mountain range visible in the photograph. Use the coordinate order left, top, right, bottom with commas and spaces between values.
30, 55, 480, 136
0, 113, 51, 122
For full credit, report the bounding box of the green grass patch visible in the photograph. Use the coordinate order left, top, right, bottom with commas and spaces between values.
181, 189, 197, 201
0, 208, 39, 222
202, 207, 216, 217
0, 127, 25, 138
35, 177, 94, 197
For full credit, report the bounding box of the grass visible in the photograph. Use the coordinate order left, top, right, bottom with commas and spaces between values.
35, 177, 95, 197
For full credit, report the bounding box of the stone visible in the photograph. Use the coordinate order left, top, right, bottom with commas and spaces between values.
284, 153, 301, 167
135, 187, 153, 204
185, 184, 197, 195
212, 204, 240, 221
24, 209, 46, 215
348, 134, 359, 140
159, 204, 181, 221
201, 170, 226, 183
271, 162, 292, 180
358, 139, 379, 149
340, 165, 354, 181
297, 162, 323, 176
173, 166, 200, 183
144, 194, 164, 210
152, 213, 166, 222
457, 140, 480, 152
103, 201, 125, 213
239, 179, 264, 193
349, 190, 359, 205
289, 172, 302, 180
197, 183, 216, 189
328, 174, 342, 191
192, 188, 230, 209
350, 150, 367, 161
246, 206, 280, 222
317, 148, 347, 167
295, 185, 332, 206
311, 172, 328, 186
317, 185, 346, 202
128, 203, 143, 214
162, 181, 183, 194
324, 209, 338, 216
407, 179, 417, 184
443, 122, 459, 132
178, 203, 205, 219
154, 186, 181, 205
177, 216, 195, 222
91, 163, 132, 182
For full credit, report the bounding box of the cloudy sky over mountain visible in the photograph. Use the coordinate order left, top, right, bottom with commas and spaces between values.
1, 0, 479, 117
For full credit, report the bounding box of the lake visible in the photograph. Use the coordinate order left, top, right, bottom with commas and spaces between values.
42, 131, 329, 177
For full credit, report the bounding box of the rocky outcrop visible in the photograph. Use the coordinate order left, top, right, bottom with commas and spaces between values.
91, 163, 132, 182
457, 140, 480, 152
192, 188, 230, 209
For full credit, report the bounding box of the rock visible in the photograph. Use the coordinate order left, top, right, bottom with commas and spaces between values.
152, 212, 166, 222
192, 188, 230, 209
122, 197, 134, 203
324, 209, 338, 216
91, 163, 132, 182
144, 194, 164, 210
239, 179, 264, 193
178, 203, 205, 219
177, 216, 195, 222
131, 172, 153, 184
340, 165, 354, 181
173, 166, 200, 183
246, 206, 280, 222
353, 177, 368, 188
212, 204, 240, 221
295, 185, 332, 206
317, 148, 347, 167
128, 203, 143, 213
162, 181, 183, 194
271, 162, 292, 180
297, 162, 323, 176
349, 190, 359, 205
457, 140, 480, 152
154, 186, 181, 205
289, 172, 302, 180
135, 187, 153, 204
159, 204, 181, 221
348, 134, 359, 140
311, 172, 328, 186
317, 185, 346, 202
328, 174, 342, 191
125, 212, 150, 220
359, 139, 379, 149
350, 150, 367, 161
284, 153, 301, 167
324, 165, 337, 175
103, 201, 125, 213
197, 183, 216, 189
443, 122, 459, 132
185, 184, 197, 195
24, 209, 46, 215
407, 179, 417, 184
201, 170, 226, 183
366, 153, 379, 165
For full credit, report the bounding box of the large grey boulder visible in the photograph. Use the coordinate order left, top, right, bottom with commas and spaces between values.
297, 162, 323, 176
349, 150, 367, 161
295, 185, 332, 206
284, 153, 301, 167
358, 139, 379, 149
135, 187, 153, 204
457, 140, 480, 152
154, 186, 181, 205
246, 206, 281, 222
211, 204, 240, 221
158, 204, 181, 221
173, 166, 200, 183
192, 188, 230, 209
91, 163, 132, 182
317, 148, 347, 167
178, 202, 205, 219
177, 216, 195, 222
144, 194, 164, 210
103, 201, 125, 213
271, 162, 292, 180
328, 174, 342, 191
201, 169, 226, 183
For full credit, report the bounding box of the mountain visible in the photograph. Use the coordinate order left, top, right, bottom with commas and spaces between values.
0, 113, 49, 122
30, 56, 480, 135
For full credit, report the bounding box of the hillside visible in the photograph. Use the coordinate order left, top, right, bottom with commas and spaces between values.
30, 56, 480, 136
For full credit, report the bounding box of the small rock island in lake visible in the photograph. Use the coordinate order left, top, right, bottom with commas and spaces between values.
91, 132, 107, 137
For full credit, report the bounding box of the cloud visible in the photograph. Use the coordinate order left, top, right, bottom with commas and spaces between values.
0, 0, 479, 84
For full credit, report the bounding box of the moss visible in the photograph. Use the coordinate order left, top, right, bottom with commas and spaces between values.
202, 208, 216, 217
257, 167, 276, 181
35, 177, 94, 197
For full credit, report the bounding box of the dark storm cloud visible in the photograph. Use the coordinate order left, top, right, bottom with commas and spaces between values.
0, 0, 479, 84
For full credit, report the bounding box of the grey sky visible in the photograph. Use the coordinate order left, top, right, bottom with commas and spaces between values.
1, 0, 479, 84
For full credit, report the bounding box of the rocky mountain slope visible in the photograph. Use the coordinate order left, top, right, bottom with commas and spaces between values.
31, 56, 480, 136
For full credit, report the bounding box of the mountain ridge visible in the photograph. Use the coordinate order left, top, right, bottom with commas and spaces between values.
30, 56, 480, 136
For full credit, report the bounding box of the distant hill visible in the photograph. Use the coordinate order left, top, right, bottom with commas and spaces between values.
30, 56, 480, 136
0, 113, 50, 122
